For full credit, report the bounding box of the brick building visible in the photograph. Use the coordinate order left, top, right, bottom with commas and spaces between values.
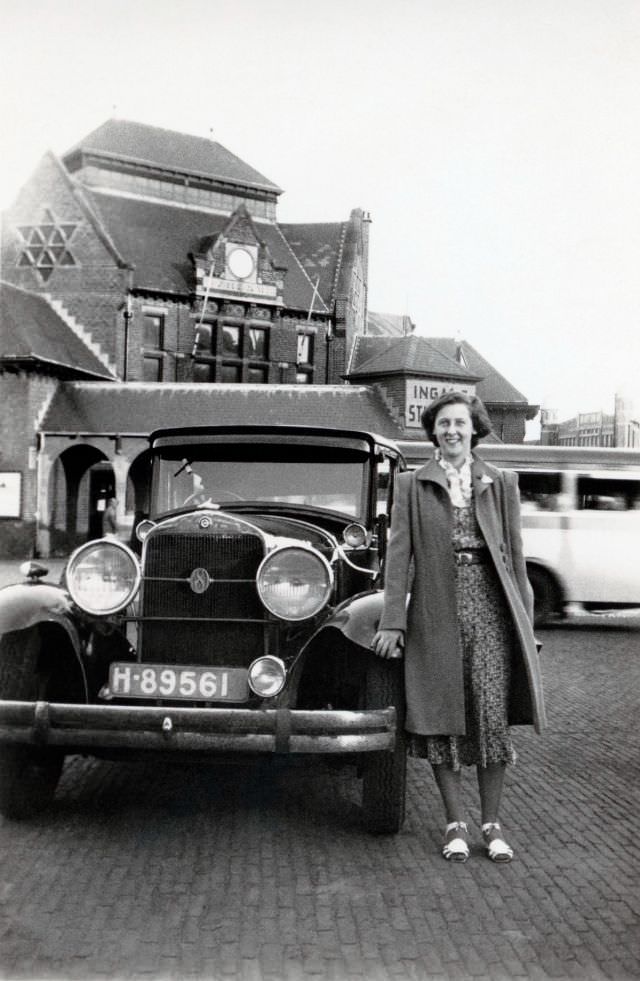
348, 330, 538, 442
0, 120, 372, 556
1, 119, 538, 557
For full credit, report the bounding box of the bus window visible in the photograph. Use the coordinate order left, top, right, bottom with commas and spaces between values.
577, 476, 640, 511
516, 471, 562, 511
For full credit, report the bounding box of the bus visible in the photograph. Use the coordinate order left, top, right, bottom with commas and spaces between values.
396, 441, 640, 623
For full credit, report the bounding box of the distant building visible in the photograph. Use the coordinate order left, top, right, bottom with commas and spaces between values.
540, 395, 639, 447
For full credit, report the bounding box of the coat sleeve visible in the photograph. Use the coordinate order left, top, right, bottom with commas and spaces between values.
378, 470, 413, 632
503, 469, 534, 624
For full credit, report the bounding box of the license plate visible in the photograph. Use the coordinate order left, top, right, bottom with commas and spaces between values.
108, 663, 249, 702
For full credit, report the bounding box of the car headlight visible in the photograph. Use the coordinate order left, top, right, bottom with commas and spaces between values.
248, 656, 286, 697
66, 540, 141, 615
343, 522, 369, 548
257, 546, 333, 621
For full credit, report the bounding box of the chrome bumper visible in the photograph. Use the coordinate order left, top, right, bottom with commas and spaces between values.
0, 700, 397, 754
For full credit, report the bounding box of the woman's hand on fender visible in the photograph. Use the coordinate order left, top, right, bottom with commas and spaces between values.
371, 629, 404, 659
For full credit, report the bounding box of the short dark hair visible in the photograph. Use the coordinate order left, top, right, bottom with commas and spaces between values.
420, 391, 493, 448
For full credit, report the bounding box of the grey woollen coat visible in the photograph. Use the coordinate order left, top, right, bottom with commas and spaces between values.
379, 454, 546, 737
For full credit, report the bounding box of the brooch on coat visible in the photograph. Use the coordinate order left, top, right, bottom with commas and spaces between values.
479, 474, 493, 484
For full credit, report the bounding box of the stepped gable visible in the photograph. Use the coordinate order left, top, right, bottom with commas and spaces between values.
63, 118, 281, 193
0, 281, 114, 380
39, 383, 402, 437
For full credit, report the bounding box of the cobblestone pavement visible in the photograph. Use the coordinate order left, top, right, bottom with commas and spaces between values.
0, 606, 639, 979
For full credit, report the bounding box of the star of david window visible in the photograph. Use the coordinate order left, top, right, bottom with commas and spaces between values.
16, 209, 77, 282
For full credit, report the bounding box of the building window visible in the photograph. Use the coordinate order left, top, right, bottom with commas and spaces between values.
142, 309, 166, 380
193, 320, 269, 383
143, 311, 164, 349
16, 209, 77, 282
296, 332, 314, 383
143, 355, 163, 381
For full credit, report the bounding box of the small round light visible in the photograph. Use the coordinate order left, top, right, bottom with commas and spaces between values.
343, 523, 369, 548
248, 656, 286, 697
135, 519, 155, 543
66, 540, 141, 615
257, 546, 333, 621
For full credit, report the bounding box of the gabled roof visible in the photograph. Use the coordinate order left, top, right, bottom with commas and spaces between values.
367, 312, 415, 337
278, 222, 346, 308
346, 335, 478, 381
425, 338, 531, 404
83, 189, 327, 312
63, 119, 281, 194
40, 382, 402, 437
0, 282, 114, 380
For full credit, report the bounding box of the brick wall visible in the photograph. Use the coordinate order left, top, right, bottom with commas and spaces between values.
0, 370, 58, 556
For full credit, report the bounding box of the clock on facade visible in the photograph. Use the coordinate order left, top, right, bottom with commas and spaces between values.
227, 247, 255, 280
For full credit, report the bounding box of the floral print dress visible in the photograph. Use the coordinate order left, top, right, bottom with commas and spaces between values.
408, 499, 517, 769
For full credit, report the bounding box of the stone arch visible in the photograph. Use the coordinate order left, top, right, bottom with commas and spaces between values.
49, 444, 113, 553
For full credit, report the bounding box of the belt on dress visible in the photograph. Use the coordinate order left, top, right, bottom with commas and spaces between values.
454, 549, 489, 566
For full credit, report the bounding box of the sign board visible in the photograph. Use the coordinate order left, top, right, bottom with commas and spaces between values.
0, 472, 22, 518
405, 379, 476, 429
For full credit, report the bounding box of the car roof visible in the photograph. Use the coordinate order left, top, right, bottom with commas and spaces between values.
150, 424, 403, 457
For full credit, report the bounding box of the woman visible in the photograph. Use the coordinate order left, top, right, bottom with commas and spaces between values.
372, 392, 545, 863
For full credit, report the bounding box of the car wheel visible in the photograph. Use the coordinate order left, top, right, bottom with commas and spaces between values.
0, 630, 64, 819
527, 566, 560, 627
361, 655, 407, 834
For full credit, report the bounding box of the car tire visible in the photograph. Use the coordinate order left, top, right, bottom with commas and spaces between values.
361, 655, 407, 834
0, 630, 64, 820
527, 565, 560, 627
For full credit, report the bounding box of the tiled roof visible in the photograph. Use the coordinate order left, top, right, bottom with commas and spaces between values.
64, 119, 281, 193
0, 282, 113, 379
40, 382, 402, 437
83, 190, 326, 312
278, 222, 346, 308
425, 338, 530, 404
367, 312, 415, 337
347, 335, 478, 380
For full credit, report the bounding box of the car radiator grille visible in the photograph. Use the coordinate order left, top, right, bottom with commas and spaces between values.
139, 532, 267, 666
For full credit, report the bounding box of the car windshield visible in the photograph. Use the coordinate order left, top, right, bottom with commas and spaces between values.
153, 444, 370, 519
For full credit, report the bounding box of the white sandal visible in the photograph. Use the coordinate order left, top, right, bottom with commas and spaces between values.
482, 822, 514, 863
442, 821, 470, 862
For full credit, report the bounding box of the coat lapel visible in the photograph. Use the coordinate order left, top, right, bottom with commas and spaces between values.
414, 457, 448, 492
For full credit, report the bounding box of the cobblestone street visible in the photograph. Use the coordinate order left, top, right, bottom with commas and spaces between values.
1, 619, 639, 980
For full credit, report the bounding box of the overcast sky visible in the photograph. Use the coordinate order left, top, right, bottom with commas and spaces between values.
1, 0, 639, 427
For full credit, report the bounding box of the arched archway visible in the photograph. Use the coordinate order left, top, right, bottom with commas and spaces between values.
49, 445, 114, 553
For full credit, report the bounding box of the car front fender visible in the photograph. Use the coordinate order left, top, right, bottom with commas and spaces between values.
307, 590, 385, 653
0, 584, 85, 685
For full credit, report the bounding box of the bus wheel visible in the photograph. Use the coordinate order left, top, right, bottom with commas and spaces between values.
527, 566, 559, 626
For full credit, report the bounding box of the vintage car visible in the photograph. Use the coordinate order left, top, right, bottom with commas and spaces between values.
0, 426, 407, 832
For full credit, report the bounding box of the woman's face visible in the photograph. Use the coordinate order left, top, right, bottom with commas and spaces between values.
433, 402, 475, 467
